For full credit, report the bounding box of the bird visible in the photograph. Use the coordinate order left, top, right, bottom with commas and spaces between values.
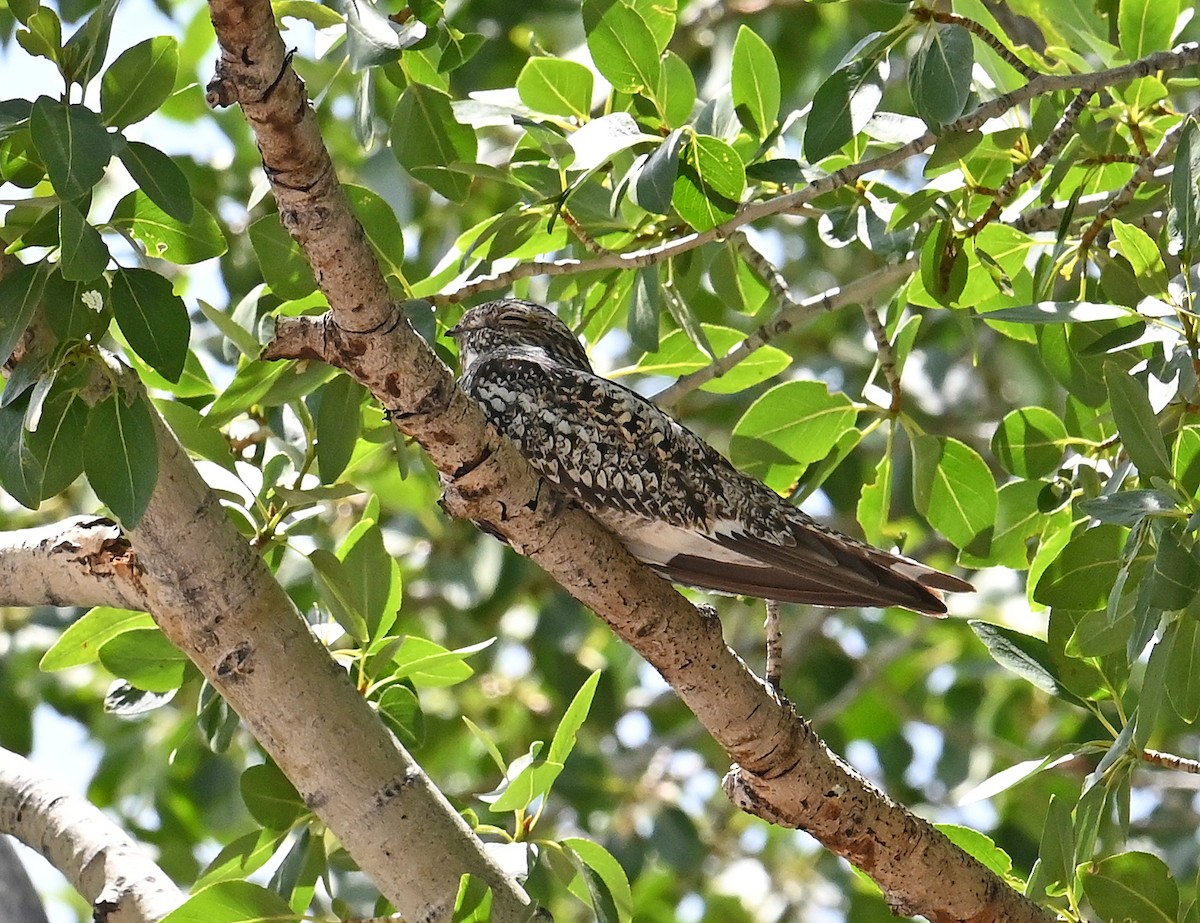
447, 299, 974, 615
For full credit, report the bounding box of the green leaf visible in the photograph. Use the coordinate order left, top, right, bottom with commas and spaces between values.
59, 0, 117, 87
337, 519, 402, 640
934, 825, 1013, 880
1109, 218, 1168, 297
981, 301, 1132, 324
911, 434, 996, 549
29, 97, 111, 200
247, 213, 317, 300
547, 670, 600, 764
564, 838, 634, 923
1152, 528, 1200, 611
0, 261, 47, 364
673, 134, 745, 232
16, 9, 63, 64
1118, 0, 1178, 58
991, 406, 1067, 478
1026, 794, 1074, 900
969, 621, 1072, 699
117, 141, 193, 223
58, 200, 109, 282
730, 380, 858, 494
377, 684, 424, 746
26, 378, 87, 496
195, 829, 290, 888
567, 112, 655, 172
159, 879, 296, 923
731, 25, 779, 139
100, 36, 179, 128
110, 267, 190, 383
315, 374, 367, 483
517, 57, 593, 119
909, 23, 974, 127
0, 393, 42, 507
1174, 425, 1200, 495
857, 448, 893, 546
240, 762, 305, 830
583, 0, 661, 96
452, 874, 493, 923
488, 747, 562, 813
1082, 851, 1178, 923
97, 627, 187, 692
309, 548, 369, 643
40, 607, 156, 671
1105, 363, 1171, 482
1168, 118, 1200, 263
111, 190, 226, 265
391, 84, 477, 202
633, 129, 683, 215
1166, 617, 1200, 723
390, 636, 487, 688
628, 266, 661, 353
804, 55, 884, 162
1034, 524, 1126, 610
83, 389, 159, 527
632, 324, 789, 395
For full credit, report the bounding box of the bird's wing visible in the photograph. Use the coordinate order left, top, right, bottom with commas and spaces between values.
465, 350, 972, 614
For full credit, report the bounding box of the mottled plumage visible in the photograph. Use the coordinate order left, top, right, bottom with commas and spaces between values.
448, 299, 974, 615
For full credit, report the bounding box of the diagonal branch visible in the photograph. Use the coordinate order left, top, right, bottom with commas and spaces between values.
0, 746, 182, 923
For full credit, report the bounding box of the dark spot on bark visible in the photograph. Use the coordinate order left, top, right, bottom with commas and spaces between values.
216, 641, 254, 679
373, 770, 418, 807
452, 445, 493, 479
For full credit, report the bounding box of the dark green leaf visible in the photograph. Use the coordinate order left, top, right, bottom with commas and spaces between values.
1034, 524, 1125, 610
909, 23, 973, 127
628, 266, 661, 353
805, 56, 884, 162
0, 261, 47, 364
390, 84, 477, 201
0, 392, 45, 507
1106, 363, 1172, 482
57, 200, 109, 282
82, 389, 159, 527
1078, 489, 1174, 526
110, 267, 190, 382
633, 129, 683, 215
117, 141, 193, 222
673, 134, 744, 232
1083, 851, 1178, 923
29, 97, 111, 200
97, 627, 187, 692
377, 684, 424, 746
247, 213, 317, 300
1168, 118, 1200, 262
969, 620, 1071, 698
100, 36, 179, 128
240, 762, 305, 830
1166, 617, 1200, 723
1152, 528, 1200, 611
565, 837, 633, 923
337, 519, 402, 640
315, 375, 367, 483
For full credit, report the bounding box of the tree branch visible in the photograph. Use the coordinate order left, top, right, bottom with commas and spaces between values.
0, 746, 182, 923
0, 517, 148, 610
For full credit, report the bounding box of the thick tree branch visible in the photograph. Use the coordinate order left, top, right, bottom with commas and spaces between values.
238, 7, 1053, 915
0, 746, 182, 923
0, 517, 148, 610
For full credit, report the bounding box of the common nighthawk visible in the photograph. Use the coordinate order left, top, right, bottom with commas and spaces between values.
449, 299, 974, 615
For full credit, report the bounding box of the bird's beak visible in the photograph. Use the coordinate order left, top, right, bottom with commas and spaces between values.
444, 324, 461, 340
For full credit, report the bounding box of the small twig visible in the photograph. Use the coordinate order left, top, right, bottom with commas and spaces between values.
653, 258, 917, 406
560, 210, 610, 255
967, 89, 1092, 237
1143, 748, 1200, 774
1078, 104, 1200, 256
436, 43, 1200, 304
860, 302, 902, 413
764, 599, 783, 692
731, 231, 796, 311
915, 7, 1046, 80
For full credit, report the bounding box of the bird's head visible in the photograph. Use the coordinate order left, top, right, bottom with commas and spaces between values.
447, 299, 593, 372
